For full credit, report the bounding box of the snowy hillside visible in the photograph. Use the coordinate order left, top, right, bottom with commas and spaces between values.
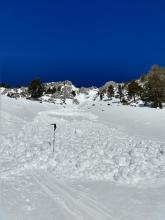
0, 81, 100, 106
2, 74, 165, 109
0, 94, 165, 219
1, 95, 165, 183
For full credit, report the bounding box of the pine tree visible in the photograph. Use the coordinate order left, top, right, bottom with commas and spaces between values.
107, 85, 114, 98
127, 81, 141, 102
117, 84, 123, 102
143, 71, 164, 108
28, 78, 43, 98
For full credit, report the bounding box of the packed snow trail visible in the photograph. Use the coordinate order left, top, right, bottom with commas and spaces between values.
1, 171, 165, 220
32, 171, 117, 220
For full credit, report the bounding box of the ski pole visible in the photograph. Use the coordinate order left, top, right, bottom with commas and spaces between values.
50, 123, 57, 153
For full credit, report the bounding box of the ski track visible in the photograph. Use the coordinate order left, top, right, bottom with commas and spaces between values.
33, 171, 117, 220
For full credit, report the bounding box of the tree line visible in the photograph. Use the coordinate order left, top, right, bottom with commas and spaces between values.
98, 65, 165, 108
1, 64, 165, 108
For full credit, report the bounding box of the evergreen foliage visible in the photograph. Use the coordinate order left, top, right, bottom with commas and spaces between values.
117, 85, 123, 101
141, 65, 165, 108
107, 85, 114, 98
127, 81, 142, 102
28, 78, 43, 98
0, 83, 11, 88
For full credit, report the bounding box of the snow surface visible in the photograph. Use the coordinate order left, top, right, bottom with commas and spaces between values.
0, 95, 165, 219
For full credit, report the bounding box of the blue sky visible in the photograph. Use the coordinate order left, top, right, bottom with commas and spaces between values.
1, 0, 165, 87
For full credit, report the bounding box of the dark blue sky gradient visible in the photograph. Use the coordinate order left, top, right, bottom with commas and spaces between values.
1, 0, 165, 87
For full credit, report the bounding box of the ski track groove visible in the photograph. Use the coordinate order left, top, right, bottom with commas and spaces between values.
48, 173, 118, 218
33, 171, 118, 220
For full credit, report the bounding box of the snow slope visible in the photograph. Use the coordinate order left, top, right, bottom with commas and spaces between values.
1, 95, 165, 219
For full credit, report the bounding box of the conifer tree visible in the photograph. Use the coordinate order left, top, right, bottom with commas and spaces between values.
127, 81, 141, 102
117, 84, 123, 102
28, 78, 43, 98
107, 85, 114, 98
